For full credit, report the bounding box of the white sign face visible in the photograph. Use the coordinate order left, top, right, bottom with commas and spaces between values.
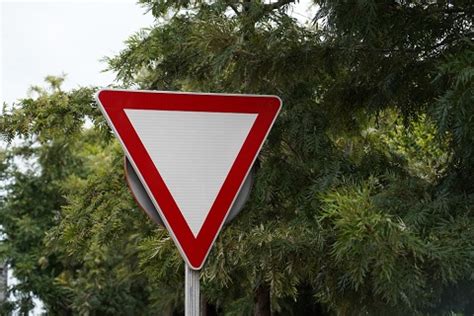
96, 89, 281, 269
125, 109, 257, 236
124, 157, 255, 227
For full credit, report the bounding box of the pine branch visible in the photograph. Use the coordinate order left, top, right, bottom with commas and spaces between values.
263, 0, 296, 12
330, 33, 470, 56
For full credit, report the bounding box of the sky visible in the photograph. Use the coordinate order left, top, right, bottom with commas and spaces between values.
1, 0, 155, 106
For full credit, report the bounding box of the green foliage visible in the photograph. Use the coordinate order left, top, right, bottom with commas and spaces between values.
0, 79, 101, 314
317, 180, 429, 314
1, 0, 474, 315
0, 79, 157, 315
433, 46, 474, 166
46, 140, 157, 315
380, 114, 450, 182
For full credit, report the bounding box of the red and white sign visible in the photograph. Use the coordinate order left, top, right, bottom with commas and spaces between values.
96, 89, 281, 269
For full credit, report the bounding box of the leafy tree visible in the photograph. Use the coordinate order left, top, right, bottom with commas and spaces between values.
0, 80, 159, 315
0, 79, 99, 314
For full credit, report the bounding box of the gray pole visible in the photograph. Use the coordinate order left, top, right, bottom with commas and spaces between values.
185, 264, 200, 316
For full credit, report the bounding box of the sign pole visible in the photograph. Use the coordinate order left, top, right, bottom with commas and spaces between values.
185, 264, 200, 316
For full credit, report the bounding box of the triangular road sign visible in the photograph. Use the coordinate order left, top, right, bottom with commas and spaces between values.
96, 89, 281, 269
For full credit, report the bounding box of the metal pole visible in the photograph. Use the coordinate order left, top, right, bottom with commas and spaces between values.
185, 264, 200, 316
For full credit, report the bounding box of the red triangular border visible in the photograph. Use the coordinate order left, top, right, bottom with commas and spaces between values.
96, 89, 281, 269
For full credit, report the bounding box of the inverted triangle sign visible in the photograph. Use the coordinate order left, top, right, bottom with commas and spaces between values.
96, 89, 281, 269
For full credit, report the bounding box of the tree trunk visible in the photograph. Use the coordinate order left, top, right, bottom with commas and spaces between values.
200, 294, 207, 316
162, 305, 173, 316
254, 284, 271, 316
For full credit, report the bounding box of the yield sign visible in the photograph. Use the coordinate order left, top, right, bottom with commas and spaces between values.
96, 89, 281, 269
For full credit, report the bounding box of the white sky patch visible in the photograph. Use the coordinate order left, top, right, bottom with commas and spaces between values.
0, 0, 154, 105
1, 0, 139, 2
0, 2, 4, 105
289, 0, 318, 25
